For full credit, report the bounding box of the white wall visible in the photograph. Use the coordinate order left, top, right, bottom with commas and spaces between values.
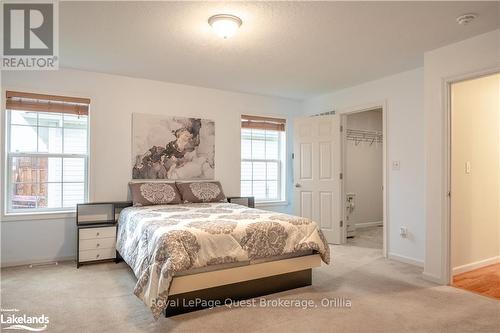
303, 68, 425, 265
423, 29, 500, 283
345, 110, 383, 227
451, 74, 500, 273
0, 68, 301, 267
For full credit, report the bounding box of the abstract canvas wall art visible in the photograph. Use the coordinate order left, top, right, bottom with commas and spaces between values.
132, 114, 215, 180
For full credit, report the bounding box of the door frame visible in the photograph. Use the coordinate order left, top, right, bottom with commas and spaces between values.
444, 68, 500, 285
339, 101, 388, 258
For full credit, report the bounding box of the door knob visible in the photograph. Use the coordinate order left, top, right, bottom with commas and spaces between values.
295, 183, 301, 188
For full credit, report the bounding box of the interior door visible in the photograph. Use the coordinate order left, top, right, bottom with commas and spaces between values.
293, 115, 343, 244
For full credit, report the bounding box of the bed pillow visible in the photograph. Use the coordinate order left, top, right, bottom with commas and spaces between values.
176, 181, 226, 203
129, 182, 182, 206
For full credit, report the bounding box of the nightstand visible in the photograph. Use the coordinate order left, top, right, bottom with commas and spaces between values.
226, 196, 255, 208
76, 201, 132, 268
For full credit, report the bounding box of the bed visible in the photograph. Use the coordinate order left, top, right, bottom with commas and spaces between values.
116, 201, 330, 319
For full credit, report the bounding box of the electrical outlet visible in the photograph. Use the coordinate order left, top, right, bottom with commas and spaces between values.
400, 226, 408, 238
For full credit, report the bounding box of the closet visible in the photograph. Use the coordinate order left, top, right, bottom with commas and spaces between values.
344, 109, 383, 248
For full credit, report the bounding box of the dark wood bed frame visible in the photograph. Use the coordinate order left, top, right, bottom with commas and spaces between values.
165, 269, 312, 317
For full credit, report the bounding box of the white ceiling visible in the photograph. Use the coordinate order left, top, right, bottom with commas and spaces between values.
60, 1, 500, 100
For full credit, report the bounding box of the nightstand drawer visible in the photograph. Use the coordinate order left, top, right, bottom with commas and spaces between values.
79, 248, 116, 262
79, 226, 116, 240
80, 237, 116, 251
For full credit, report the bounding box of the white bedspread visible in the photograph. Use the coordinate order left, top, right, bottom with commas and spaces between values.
116, 202, 330, 319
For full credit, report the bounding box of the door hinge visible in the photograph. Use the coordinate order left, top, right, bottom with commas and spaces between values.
292, 153, 295, 159
339, 172, 343, 180
340, 220, 343, 227
340, 125, 343, 132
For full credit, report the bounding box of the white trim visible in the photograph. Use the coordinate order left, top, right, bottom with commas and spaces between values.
3, 103, 90, 217
355, 221, 383, 228
1, 256, 75, 268
240, 126, 286, 203
422, 272, 442, 284
443, 67, 500, 285
388, 253, 424, 268
255, 200, 288, 207
339, 101, 388, 258
1, 85, 95, 221
452, 256, 500, 276
2, 210, 74, 222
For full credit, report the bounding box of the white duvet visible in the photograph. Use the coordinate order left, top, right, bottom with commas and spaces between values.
116, 202, 330, 319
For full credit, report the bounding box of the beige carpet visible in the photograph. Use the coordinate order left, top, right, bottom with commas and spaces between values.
1, 242, 499, 333
347, 226, 383, 249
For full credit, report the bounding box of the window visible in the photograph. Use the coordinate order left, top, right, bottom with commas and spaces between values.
241, 115, 286, 202
5, 91, 90, 214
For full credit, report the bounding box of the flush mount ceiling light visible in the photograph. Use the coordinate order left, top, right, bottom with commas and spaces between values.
456, 13, 477, 25
208, 14, 242, 39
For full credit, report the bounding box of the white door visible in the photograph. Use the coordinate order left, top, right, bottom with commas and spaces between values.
293, 115, 343, 244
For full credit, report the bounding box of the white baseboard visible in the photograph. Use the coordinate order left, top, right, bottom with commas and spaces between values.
452, 256, 500, 275
1, 256, 75, 268
422, 271, 445, 284
354, 221, 383, 228
388, 253, 424, 267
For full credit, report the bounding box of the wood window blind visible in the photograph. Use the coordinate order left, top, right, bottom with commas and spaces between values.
241, 115, 286, 132
6, 91, 91, 115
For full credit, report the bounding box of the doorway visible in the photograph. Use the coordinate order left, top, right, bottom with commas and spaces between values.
293, 105, 387, 255
341, 108, 384, 250
449, 72, 500, 299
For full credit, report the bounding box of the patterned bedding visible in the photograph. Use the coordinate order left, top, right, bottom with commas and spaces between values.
116, 202, 330, 319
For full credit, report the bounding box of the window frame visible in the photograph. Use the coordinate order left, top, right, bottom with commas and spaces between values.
240, 126, 287, 204
4, 108, 90, 216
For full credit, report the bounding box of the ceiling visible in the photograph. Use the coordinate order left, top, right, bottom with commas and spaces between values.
60, 1, 500, 100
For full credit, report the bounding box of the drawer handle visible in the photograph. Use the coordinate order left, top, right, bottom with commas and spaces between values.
96, 232, 100, 236
96, 243, 100, 247
96, 254, 100, 258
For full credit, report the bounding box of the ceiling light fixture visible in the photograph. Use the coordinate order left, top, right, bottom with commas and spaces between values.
456, 13, 477, 25
208, 14, 242, 39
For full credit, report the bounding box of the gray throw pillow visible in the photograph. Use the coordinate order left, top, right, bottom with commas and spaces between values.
176, 181, 226, 203
129, 182, 182, 206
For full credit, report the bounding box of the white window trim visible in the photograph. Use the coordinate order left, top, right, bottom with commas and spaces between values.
255, 200, 288, 207
240, 128, 286, 203
1, 210, 76, 222
3, 109, 89, 217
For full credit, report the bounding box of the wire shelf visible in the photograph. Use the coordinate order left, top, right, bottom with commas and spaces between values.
346, 128, 383, 145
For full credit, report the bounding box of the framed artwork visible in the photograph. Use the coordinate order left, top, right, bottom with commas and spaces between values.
132, 114, 215, 180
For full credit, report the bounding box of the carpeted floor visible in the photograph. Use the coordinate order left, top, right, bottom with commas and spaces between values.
1, 243, 499, 333
347, 226, 383, 249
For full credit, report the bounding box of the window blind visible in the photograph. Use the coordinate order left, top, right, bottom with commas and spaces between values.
6, 91, 91, 116
5, 91, 90, 213
241, 115, 286, 132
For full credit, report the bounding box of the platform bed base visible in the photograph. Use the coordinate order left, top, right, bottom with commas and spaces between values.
165, 269, 312, 317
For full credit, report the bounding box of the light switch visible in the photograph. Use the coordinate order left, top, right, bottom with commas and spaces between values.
392, 161, 400, 171
465, 161, 471, 174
